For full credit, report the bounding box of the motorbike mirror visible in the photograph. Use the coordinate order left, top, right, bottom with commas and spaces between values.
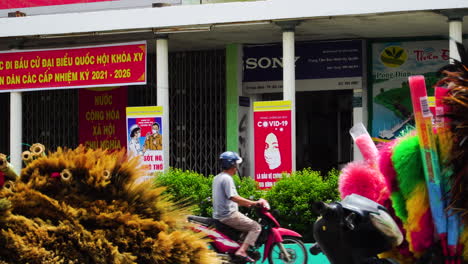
311, 201, 327, 215
312, 201, 340, 217
271, 209, 280, 218
345, 212, 357, 230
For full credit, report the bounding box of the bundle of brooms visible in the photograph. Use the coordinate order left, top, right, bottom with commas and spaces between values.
0, 145, 220, 264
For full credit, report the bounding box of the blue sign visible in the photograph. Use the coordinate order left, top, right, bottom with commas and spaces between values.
243, 40, 363, 82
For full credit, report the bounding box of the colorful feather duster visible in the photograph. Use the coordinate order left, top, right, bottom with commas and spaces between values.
378, 140, 399, 193
338, 43, 468, 263
436, 42, 468, 263
437, 42, 468, 224
339, 161, 390, 203
339, 123, 390, 204
340, 129, 436, 260
384, 134, 434, 257
340, 124, 420, 263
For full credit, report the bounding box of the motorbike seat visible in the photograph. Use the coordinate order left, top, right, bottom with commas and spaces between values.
340, 194, 386, 217
188, 215, 216, 226
187, 215, 242, 241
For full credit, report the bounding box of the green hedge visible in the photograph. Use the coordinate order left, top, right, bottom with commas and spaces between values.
264, 168, 340, 241
153, 168, 263, 216
154, 168, 340, 242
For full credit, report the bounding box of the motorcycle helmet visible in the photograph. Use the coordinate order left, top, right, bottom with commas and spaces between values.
219, 151, 242, 170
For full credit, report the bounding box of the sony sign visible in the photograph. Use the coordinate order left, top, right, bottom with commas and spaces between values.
245, 56, 300, 70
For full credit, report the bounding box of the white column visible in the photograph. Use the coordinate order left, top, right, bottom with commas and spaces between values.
282, 29, 296, 172
449, 19, 463, 62
156, 35, 170, 172
10, 92, 22, 174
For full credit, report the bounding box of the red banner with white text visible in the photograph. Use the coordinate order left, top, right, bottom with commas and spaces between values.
0, 41, 146, 92
0, 0, 113, 9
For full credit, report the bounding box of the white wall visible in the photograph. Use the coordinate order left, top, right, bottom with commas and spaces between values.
1, 0, 467, 37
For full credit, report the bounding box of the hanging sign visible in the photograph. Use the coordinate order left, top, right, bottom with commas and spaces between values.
253, 100, 292, 189
370, 40, 456, 139
126, 106, 164, 176
0, 41, 146, 92
79, 86, 127, 150
243, 40, 363, 93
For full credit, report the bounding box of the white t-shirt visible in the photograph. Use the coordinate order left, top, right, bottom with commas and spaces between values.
212, 172, 239, 219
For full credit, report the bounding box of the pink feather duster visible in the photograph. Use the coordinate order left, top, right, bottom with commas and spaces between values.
378, 140, 399, 192
339, 161, 390, 204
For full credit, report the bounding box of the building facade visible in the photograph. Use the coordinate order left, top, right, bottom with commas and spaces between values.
0, 0, 467, 179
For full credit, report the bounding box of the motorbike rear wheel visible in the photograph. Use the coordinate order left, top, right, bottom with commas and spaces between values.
267, 236, 308, 264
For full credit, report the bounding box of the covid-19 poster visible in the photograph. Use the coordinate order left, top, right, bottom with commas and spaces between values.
126, 106, 163, 180
253, 100, 292, 189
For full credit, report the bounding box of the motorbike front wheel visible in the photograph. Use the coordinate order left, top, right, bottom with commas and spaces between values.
268, 236, 308, 264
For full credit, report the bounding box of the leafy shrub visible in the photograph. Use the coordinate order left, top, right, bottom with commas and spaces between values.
232, 175, 265, 202
154, 168, 213, 216
265, 168, 340, 242
154, 169, 262, 217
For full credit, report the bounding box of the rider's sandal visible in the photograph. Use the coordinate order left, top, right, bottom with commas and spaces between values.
235, 255, 255, 263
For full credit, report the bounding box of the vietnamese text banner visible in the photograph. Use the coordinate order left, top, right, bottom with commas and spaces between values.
0, 41, 146, 92
79, 86, 128, 151
253, 100, 292, 189
0, 0, 113, 9
0, 0, 181, 10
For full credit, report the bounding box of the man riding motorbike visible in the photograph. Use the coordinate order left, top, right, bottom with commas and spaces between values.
212, 151, 266, 263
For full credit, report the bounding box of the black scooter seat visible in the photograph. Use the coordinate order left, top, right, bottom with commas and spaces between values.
340, 194, 387, 217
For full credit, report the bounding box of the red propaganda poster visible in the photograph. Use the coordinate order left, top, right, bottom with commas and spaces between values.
253, 100, 292, 189
78, 86, 128, 151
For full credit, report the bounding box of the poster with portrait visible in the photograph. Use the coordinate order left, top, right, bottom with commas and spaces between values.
253, 100, 292, 189
126, 106, 163, 179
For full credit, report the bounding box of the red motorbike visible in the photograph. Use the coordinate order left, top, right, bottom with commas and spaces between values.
188, 200, 308, 264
